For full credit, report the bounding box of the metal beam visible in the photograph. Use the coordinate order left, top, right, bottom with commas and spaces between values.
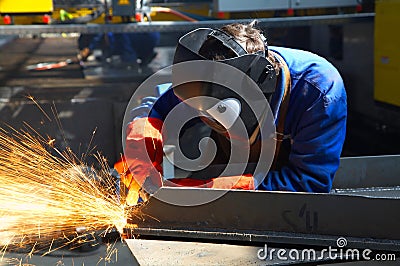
125, 239, 342, 265
128, 187, 400, 251
334, 155, 400, 189
0, 13, 374, 36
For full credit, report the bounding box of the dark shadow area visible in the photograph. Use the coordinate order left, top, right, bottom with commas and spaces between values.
343, 111, 400, 156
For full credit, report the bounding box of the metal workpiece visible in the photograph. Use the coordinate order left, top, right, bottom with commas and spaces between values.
128, 187, 400, 251
126, 239, 265, 266
334, 155, 400, 189
125, 238, 399, 265
332, 155, 400, 198
0, 13, 374, 35
125, 238, 342, 265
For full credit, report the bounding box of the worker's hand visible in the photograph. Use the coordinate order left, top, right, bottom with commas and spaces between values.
76, 47, 91, 62
123, 117, 164, 205
211, 174, 255, 190
167, 174, 255, 190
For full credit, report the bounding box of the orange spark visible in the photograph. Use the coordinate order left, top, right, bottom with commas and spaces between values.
25, 95, 52, 122
0, 126, 137, 255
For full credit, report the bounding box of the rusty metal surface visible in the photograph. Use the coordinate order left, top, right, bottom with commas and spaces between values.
129, 187, 400, 251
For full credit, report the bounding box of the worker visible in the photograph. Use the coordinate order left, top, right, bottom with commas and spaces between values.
77, 32, 160, 68
120, 21, 347, 204
77, 33, 109, 61
112, 32, 160, 68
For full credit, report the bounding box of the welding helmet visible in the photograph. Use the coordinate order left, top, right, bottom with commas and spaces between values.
172, 28, 277, 141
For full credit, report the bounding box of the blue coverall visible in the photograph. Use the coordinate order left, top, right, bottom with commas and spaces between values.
132, 46, 347, 193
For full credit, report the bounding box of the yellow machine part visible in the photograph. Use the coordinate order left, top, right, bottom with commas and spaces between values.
374, 0, 400, 107
0, 2, 363, 24
149, 3, 211, 21
0, 0, 53, 14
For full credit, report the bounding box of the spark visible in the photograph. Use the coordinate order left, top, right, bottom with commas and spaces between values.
51, 104, 68, 148
96, 240, 119, 265
25, 95, 52, 122
0, 125, 136, 256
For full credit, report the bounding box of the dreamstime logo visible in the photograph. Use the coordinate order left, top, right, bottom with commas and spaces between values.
257, 237, 397, 262
122, 60, 277, 206
336, 237, 347, 248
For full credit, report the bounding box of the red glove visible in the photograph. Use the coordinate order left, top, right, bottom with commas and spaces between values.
114, 156, 142, 205
167, 174, 255, 190
123, 117, 164, 205
211, 174, 255, 190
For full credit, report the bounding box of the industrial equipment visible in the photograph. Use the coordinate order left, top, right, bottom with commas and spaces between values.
214, 0, 361, 12
374, 0, 400, 107
0, 0, 53, 15
0, 0, 368, 26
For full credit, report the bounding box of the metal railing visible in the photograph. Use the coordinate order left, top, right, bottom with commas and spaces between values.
0, 13, 374, 36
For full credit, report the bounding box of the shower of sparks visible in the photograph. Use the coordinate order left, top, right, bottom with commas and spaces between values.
0, 124, 136, 256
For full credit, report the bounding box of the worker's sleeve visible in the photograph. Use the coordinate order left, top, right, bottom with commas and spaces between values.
133, 88, 201, 132
128, 88, 180, 121
90, 34, 104, 50
124, 87, 182, 166
258, 84, 347, 193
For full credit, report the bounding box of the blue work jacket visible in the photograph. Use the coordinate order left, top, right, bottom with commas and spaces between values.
132, 46, 347, 193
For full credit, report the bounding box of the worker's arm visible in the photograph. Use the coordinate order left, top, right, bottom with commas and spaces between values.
167, 175, 255, 190
125, 117, 164, 182
258, 80, 347, 193
77, 34, 105, 61
122, 89, 181, 205
77, 47, 91, 61
123, 87, 256, 197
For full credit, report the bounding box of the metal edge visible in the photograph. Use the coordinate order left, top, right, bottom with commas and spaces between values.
128, 187, 400, 247
128, 227, 400, 252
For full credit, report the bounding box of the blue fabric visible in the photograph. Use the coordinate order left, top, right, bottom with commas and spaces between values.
80, 32, 160, 63
130, 47, 347, 193
112, 32, 160, 63
261, 47, 347, 192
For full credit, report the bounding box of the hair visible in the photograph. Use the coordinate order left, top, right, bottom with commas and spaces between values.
198, 21, 281, 75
